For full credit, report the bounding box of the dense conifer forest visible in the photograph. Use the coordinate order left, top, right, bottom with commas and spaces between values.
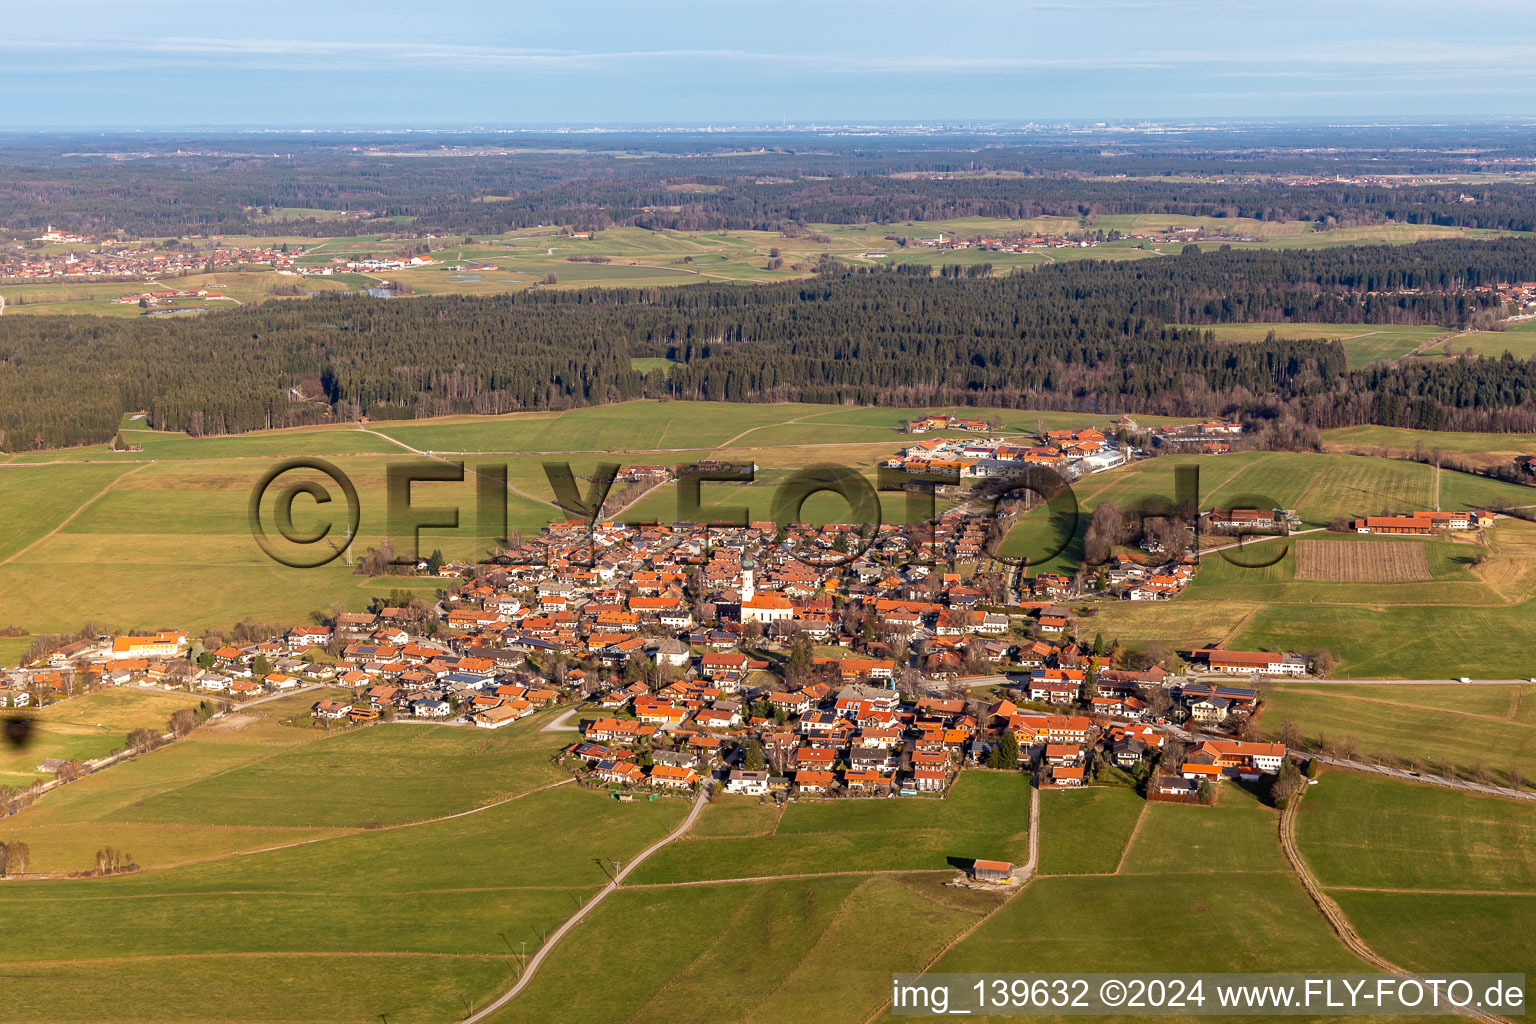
7, 238, 1536, 450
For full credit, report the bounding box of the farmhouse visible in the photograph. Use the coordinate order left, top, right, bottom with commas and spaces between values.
1195, 739, 1287, 777
1204, 508, 1287, 531
1194, 649, 1307, 677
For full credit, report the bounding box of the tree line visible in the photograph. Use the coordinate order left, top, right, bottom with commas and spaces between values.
9, 239, 1536, 449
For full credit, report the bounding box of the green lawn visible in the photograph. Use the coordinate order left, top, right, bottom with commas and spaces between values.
1297, 770, 1536, 890
1087, 494, 1536, 680
889, 785, 1373, 1023
0, 695, 566, 871
1323, 422, 1536, 457
502, 873, 993, 1024
0, 718, 687, 1024
1175, 322, 1445, 366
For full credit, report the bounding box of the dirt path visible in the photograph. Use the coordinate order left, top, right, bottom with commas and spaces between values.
857, 784, 1040, 1024
355, 426, 561, 511
538, 708, 581, 733
714, 412, 815, 449
0, 461, 153, 566
460, 787, 708, 1023
1114, 800, 1150, 874
1279, 791, 1509, 1024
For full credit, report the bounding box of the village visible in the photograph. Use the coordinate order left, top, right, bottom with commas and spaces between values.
0, 236, 306, 282
4, 412, 1335, 814
5, 406, 1511, 817
2, 603, 1292, 809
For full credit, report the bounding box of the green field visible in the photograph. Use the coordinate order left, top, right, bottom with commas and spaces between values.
3, 689, 1524, 1024
0, 692, 573, 872
1035, 785, 1145, 875
1052, 451, 1536, 677
1324, 422, 1536, 458
872, 784, 1376, 1023
501, 873, 996, 1024
1261, 683, 1536, 786
1177, 322, 1446, 366
0, 687, 199, 787
1414, 320, 1536, 359
1295, 772, 1536, 984
0, 704, 689, 1023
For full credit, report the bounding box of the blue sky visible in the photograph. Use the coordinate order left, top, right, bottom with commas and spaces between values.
6, 0, 1536, 127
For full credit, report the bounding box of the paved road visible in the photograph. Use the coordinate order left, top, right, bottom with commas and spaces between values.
1306, 751, 1535, 802
1280, 678, 1536, 686
461, 786, 709, 1023
1167, 721, 1534, 802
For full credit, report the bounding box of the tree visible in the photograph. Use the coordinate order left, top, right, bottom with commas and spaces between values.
1270, 758, 1303, 809
743, 738, 766, 771
168, 708, 198, 738
0, 840, 27, 875
993, 729, 1019, 770
127, 727, 159, 753
786, 632, 813, 684
1197, 780, 1214, 804
1276, 716, 1305, 750
1306, 649, 1338, 679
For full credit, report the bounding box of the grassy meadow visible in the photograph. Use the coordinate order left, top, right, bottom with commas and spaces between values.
626, 771, 1031, 884
1038, 451, 1536, 677
0, 703, 690, 1024
869, 784, 1378, 1024
0, 687, 198, 788
1178, 321, 1446, 366
6, 216, 1520, 318
1295, 771, 1536, 984
1260, 683, 1536, 785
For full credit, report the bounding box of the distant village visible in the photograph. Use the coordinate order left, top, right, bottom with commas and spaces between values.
1, 230, 305, 282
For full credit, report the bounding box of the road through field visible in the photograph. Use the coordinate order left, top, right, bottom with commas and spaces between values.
461, 786, 708, 1024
